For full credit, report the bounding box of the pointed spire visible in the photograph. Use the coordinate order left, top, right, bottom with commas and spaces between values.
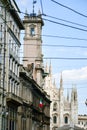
38, 9, 41, 16
25, 9, 28, 16
73, 84, 77, 101
67, 89, 69, 101
71, 84, 77, 101
60, 72, 63, 88
49, 60, 52, 75
45, 61, 49, 73
53, 79, 56, 87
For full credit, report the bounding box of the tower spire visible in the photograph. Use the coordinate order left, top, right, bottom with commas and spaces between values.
49, 60, 52, 75
60, 72, 63, 88
53, 79, 56, 87
45, 61, 49, 73
67, 88, 69, 101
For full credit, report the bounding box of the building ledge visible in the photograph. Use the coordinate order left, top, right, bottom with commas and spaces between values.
6, 92, 23, 106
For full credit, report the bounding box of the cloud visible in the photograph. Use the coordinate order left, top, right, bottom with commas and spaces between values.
53, 66, 87, 83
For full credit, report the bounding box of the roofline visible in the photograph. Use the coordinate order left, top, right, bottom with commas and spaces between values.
12, 0, 20, 12
9, 9, 24, 29
1, 0, 24, 29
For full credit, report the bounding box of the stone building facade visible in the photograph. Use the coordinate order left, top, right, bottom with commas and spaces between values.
78, 115, 87, 129
0, 1, 51, 130
44, 63, 78, 130
0, 0, 24, 130
22, 10, 51, 130
19, 65, 51, 130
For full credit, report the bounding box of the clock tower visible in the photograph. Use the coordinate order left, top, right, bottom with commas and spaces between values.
23, 11, 45, 86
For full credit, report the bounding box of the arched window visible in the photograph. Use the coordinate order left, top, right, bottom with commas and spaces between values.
53, 116, 57, 124
64, 116, 68, 124
30, 27, 35, 36
53, 102, 57, 111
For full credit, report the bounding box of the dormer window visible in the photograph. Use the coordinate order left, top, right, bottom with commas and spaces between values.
30, 27, 35, 36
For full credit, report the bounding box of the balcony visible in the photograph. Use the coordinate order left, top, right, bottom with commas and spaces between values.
9, 48, 20, 62
6, 92, 23, 106
9, 70, 19, 82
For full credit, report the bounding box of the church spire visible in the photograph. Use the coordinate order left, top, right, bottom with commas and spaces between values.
25, 9, 28, 15
53, 79, 56, 87
60, 72, 63, 88
38, 9, 41, 16
45, 61, 49, 73
67, 89, 69, 101
71, 84, 77, 102
49, 60, 52, 75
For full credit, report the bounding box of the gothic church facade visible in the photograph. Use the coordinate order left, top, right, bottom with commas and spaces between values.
44, 63, 78, 130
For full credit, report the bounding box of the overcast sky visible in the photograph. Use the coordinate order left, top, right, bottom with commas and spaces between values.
16, 0, 87, 114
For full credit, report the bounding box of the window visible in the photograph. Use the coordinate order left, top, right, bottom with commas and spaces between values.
0, 6, 3, 15
9, 108, 17, 130
0, 49, 2, 64
0, 25, 2, 41
30, 27, 35, 36
78, 121, 80, 124
64, 116, 68, 124
53, 116, 57, 124
53, 102, 57, 111
22, 117, 26, 130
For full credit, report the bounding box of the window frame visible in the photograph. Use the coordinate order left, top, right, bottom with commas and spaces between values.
53, 116, 57, 124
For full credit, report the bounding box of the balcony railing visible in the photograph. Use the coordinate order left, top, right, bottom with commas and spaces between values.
9, 70, 19, 82
9, 48, 20, 62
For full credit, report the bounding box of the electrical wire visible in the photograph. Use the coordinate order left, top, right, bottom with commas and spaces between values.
21, 57, 87, 60
2, 55, 87, 60
42, 14, 87, 28
43, 18, 87, 32
1, 27, 87, 41
42, 34, 87, 41
2, 41, 87, 48
51, 0, 87, 18
62, 86, 87, 89
20, 32, 87, 41
1, 29, 87, 41
21, 43, 87, 49
9, 8, 87, 32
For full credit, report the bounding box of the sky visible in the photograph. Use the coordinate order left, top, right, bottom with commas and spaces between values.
15, 0, 87, 114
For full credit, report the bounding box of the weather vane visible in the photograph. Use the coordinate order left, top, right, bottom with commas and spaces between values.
33, 0, 37, 14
